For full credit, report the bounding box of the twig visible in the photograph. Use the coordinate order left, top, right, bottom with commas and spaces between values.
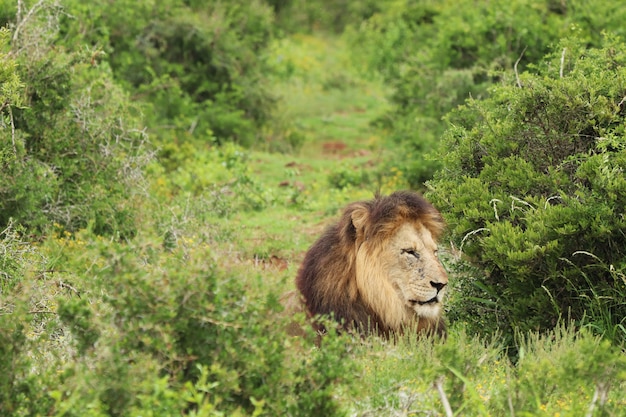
58, 280, 81, 298
459, 227, 489, 252
544, 195, 561, 209
514, 46, 527, 88
489, 198, 502, 221
12, 0, 46, 45
510, 195, 535, 212
200, 316, 242, 329
560, 48, 567, 78
507, 383, 515, 417
585, 382, 609, 417
434, 376, 454, 417
5, 104, 18, 159
28, 310, 56, 314
16, 0, 23, 26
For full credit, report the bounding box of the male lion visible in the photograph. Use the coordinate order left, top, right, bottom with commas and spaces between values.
294, 191, 448, 337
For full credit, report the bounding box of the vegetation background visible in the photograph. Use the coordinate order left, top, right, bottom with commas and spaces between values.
1, 0, 625, 415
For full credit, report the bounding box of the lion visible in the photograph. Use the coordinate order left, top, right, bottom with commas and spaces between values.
293, 191, 448, 338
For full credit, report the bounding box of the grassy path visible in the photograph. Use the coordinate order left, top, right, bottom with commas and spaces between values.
220, 34, 395, 293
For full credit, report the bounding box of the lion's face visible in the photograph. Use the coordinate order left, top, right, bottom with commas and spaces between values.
297, 191, 447, 336
355, 221, 448, 328
386, 223, 448, 319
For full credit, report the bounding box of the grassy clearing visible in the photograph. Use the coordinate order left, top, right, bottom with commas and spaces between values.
203, 34, 398, 290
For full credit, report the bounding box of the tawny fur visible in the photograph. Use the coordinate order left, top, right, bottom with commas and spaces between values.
294, 191, 447, 338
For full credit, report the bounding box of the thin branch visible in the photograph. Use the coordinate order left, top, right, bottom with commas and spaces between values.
28, 310, 56, 314
585, 382, 609, 417
8, 103, 17, 159
16, 0, 23, 24
12, 0, 47, 46
58, 280, 81, 298
200, 316, 242, 329
560, 48, 567, 78
489, 198, 502, 221
434, 376, 454, 417
460, 227, 490, 252
507, 369, 516, 417
514, 46, 527, 88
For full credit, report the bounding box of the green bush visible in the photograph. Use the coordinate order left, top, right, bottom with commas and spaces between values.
428, 37, 626, 344
43, 236, 354, 416
0, 223, 56, 416
272, 0, 391, 34
327, 163, 370, 190
352, 0, 626, 187
8, 51, 148, 237
0, 7, 150, 237
59, 0, 277, 147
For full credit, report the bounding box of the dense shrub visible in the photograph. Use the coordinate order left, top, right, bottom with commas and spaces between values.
59, 0, 277, 147
272, 0, 391, 33
0, 221, 57, 416
428, 37, 626, 344
37, 235, 352, 416
0, 225, 354, 415
0, 6, 150, 237
352, 0, 626, 187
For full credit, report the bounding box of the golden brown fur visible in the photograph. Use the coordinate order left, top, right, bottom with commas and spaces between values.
294, 191, 448, 337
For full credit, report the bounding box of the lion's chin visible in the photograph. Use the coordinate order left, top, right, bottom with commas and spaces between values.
410, 301, 441, 319
417, 296, 439, 305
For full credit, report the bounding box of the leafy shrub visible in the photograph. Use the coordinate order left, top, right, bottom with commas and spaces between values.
327, 163, 370, 190
272, 0, 391, 33
0, 223, 57, 416
352, 0, 626, 187
60, 0, 277, 147
428, 37, 626, 344
153, 141, 277, 216
0, 7, 150, 237
0, 221, 32, 293
44, 235, 354, 416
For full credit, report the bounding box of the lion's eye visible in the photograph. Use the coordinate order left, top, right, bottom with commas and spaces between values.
402, 249, 420, 260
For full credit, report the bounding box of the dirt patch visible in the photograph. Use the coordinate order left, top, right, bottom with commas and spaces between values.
322, 141, 347, 154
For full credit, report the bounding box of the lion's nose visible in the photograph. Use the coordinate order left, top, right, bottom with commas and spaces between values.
430, 281, 447, 293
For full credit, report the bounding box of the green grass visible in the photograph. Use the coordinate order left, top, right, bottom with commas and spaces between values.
184, 34, 401, 295
347, 326, 626, 416
267, 34, 391, 154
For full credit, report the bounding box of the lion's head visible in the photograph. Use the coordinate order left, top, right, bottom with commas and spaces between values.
295, 191, 447, 337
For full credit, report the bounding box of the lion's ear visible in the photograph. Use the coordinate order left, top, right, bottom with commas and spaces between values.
350, 203, 370, 233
